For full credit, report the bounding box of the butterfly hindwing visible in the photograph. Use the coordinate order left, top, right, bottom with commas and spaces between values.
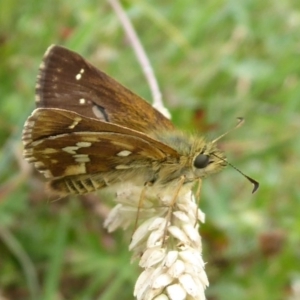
23, 108, 179, 179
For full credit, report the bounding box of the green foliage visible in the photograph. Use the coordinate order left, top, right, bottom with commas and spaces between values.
1, 0, 299, 299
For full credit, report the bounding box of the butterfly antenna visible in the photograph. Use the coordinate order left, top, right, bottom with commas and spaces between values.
212, 117, 244, 144
212, 153, 259, 193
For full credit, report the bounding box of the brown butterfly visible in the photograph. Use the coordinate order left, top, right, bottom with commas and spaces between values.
22, 45, 258, 197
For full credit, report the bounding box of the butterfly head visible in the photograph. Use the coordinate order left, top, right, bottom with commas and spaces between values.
154, 131, 227, 183
191, 135, 259, 193
191, 140, 227, 179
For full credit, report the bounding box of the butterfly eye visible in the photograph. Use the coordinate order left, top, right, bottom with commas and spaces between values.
193, 154, 210, 169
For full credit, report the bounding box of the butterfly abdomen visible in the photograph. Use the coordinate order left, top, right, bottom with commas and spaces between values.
49, 176, 106, 196
48, 167, 157, 196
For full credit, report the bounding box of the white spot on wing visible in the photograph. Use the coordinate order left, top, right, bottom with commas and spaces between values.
42, 169, 53, 178
117, 150, 132, 157
74, 154, 90, 163
26, 156, 36, 163
115, 164, 130, 169
63, 146, 79, 154
79, 98, 86, 104
68, 117, 82, 129
24, 148, 33, 155
34, 161, 45, 169
64, 163, 86, 176
76, 142, 92, 148
31, 140, 43, 147
43, 148, 59, 154
62, 142, 92, 156
75, 69, 85, 81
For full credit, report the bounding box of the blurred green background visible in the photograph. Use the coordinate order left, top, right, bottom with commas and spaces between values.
1, 0, 300, 299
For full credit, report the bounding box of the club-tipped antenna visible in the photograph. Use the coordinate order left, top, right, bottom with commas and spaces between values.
213, 153, 259, 193
212, 117, 244, 144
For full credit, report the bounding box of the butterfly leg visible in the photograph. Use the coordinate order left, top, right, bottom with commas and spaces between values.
162, 175, 185, 246
132, 181, 153, 236
194, 178, 202, 227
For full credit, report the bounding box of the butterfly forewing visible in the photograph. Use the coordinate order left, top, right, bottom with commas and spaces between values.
36, 45, 174, 133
